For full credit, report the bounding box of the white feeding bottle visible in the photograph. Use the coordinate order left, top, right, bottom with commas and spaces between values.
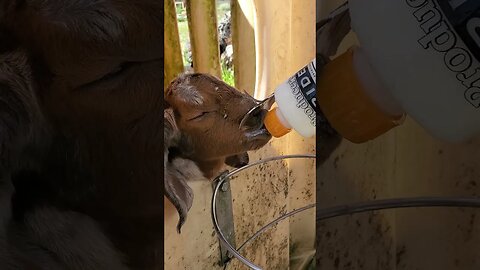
264, 59, 317, 138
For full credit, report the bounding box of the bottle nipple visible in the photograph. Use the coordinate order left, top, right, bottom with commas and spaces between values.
317, 47, 405, 143
264, 107, 291, 137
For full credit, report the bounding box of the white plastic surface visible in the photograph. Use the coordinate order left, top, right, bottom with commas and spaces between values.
273, 59, 316, 138
275, 83, 316, 138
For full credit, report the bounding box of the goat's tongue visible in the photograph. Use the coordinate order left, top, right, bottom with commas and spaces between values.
245, 126, 270, 139
263, 125, 272, 136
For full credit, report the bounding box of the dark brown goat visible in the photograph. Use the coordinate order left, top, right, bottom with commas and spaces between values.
0, 1, 271, 269
164, 73, 272, 232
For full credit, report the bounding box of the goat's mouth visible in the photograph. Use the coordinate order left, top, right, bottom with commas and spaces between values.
244, 125, 271, 150
239, 94, 275, 150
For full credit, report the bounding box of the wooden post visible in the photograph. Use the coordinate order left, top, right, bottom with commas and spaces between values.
164, 0, 185, 89
231, 0, 256, 95
186, 0, 222, 78
286, 0, 317, 263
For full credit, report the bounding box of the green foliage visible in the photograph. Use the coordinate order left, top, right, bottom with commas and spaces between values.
217, 2, 230, 19
221, 64, 234, 87
175, 3, 187, 22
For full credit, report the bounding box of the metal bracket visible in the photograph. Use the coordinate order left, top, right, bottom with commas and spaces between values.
212, 170, 237, 265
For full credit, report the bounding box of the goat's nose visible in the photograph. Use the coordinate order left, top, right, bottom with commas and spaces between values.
240, 107, 266, 130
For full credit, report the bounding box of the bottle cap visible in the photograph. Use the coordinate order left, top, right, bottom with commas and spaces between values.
264, 107, 291, 137
317, 47, 405, 143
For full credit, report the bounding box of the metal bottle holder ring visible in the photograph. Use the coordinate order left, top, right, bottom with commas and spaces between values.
211, 154, 316, 270
211, 153, 480, 270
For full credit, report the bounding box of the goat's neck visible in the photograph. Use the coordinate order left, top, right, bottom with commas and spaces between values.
168, 147, 224, 179
194, 158, 225, 179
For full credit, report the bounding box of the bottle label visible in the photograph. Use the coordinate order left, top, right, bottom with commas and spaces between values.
288, 60, 317, 127
406, 0, 480, 107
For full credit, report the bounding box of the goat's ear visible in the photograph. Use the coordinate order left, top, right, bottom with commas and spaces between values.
164, 107, 197, 233
164, 161, 194, 234
225, 152, 249, 168
164, 107, 178, 145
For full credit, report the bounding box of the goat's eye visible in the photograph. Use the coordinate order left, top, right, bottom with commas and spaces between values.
79, 62, 136, 89
188, 111, 209, 121
100, 62, 134, 81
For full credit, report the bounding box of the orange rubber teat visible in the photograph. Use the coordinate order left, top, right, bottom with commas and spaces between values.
317, 47, 405, 143
264, 107, 291, 137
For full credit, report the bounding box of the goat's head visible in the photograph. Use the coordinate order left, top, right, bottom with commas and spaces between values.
165, 73, 272, 176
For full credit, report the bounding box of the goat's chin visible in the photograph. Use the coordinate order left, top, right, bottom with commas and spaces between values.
244, 127, 271, 150
247, 140, 269, 151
